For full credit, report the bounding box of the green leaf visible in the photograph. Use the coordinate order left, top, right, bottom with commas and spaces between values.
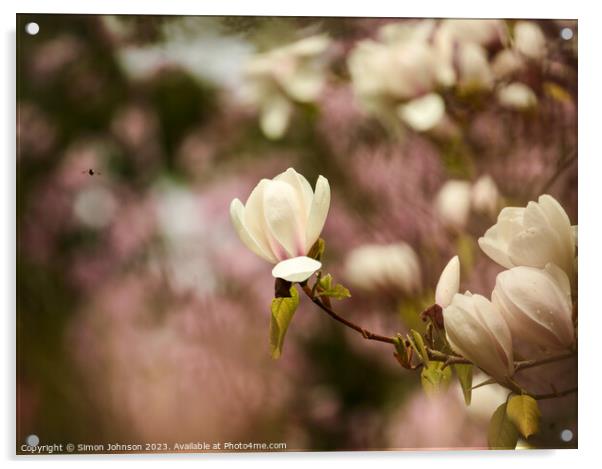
308, 238, 325, 261
507, 395, 541, 439
317, 274, 351, 300
408, 329, 429, 365
487, 402, 519, 450
269, 286, 300, 359
420, 361, 452, 396
453, 364, 473, 405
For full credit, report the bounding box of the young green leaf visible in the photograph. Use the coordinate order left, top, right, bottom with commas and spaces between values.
487, 402, 519, 450
507, 395, 541, 439
317, 274, 351, 300
269, 286, 300, 359
453, 364, 473, 405
408, 329, 429, 365
420, 361, 452, 396
308, 238, 325, 261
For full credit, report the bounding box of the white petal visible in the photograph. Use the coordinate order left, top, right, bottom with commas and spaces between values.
397, 93, 445, 131
305, 175, 331, 252
435, 256, 460, 308
263, 180, 306, 258
274, 168, 314, 219
507, 226, 561, 269
272, 256, 322, 282
229, 199, 277, 263
478, 229, 514, 269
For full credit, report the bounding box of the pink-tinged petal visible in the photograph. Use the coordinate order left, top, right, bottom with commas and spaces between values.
244, 179, 285, 261
229, 199, 277, 263
305, 175, 330, 252
272, 256, 322, 282
435, 256, 460, 308
263, 180, 306, 258
274, 168, 314, 219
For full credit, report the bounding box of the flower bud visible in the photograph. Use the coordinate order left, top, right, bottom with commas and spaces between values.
443, 292, 514, 382
478, 194, 576, 280
344, 242, 422, 294
492, 263, 575, 351
435, 256, 460, 308
230, 168, 330, 282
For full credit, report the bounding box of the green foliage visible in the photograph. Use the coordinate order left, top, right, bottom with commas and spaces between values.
317, 274, 351, 300
407, 329, 429, 365
488, 402, 519, 450
507, 395, 541, 439
453, 364, 473, 405
420, 361, 452, 396
308, 238, 326, 261
269, 286, 300, 359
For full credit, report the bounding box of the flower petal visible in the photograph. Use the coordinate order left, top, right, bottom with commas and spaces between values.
264, 180, 306, 258
305, 175, 331, 252
397, 93, 445, 131
244, 179, 285, 261
478, 226, 514, 269
274, 168, 314, 220
272, 256, 322, 282
435, 256, 460, 308
260, 94, 292, 140
230, 198, 277, 263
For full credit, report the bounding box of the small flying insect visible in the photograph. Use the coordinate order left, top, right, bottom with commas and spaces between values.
82, 168, 102, 176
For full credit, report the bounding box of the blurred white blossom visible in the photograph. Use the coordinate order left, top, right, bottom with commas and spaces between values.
435, 180, 472, 229
243, 35, 331, 139
514, 21, 547, 61
497, 82, 538, 110
344, 242, 422, 294
471, 174, 500, 216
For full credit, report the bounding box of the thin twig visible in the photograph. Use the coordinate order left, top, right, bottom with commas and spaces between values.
301, 285, 395, 344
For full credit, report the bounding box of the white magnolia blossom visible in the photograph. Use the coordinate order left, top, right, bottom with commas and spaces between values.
478, 194, 576, 280
396, 93, 445, 132
344, 242, 422, 293
471, 174, 500, 216
435, 255, 460, 308
347, 21, 453, 132
434, 180, 472, 229
230, 168, 330, 282
497, 82, 538, 110
243, 35, 331, 139
513, 21, 547, 61
437, 19, 505, 48
492, 263, 575, 351
443, 292, 515, 382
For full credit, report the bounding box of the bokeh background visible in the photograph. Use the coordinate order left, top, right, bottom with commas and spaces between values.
16, 15, 577, 452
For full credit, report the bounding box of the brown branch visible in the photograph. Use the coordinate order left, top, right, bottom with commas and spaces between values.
301, 285, 395, 344
531, 386, 577, 401
515, 350, 576, 372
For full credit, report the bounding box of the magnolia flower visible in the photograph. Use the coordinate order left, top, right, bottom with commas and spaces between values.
478, 194, 576, 280
229, 168, 330, 282
513, 21, 547, 61
434, 180, 472, 229
471, 174, 500, 216
438, 19, 505, 47
444, 292, 514, 382
455, 42, 494, 91
492, 263, 575, 351
497, 82, 538, 110
348, 21, 453, 130
344, 242, 422, 294
491, 49, 525, 79
435, 255, 460, 308
243, 35, 330, 139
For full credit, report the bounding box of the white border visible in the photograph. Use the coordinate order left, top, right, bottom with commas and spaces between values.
2, 1, 600, 468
